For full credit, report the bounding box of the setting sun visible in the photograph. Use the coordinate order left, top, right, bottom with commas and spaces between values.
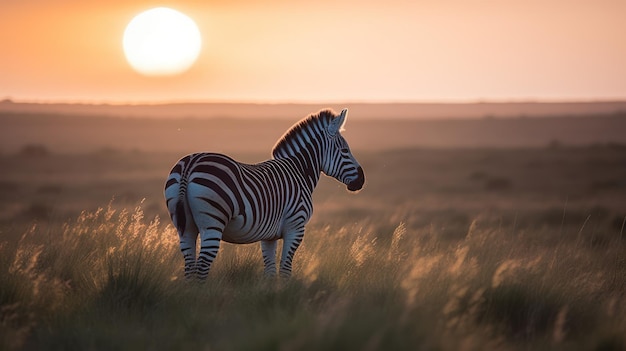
122, 7, 201, 76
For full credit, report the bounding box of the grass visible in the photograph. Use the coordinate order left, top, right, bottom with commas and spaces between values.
0, 145, 625, 350
1, 202, 624, 351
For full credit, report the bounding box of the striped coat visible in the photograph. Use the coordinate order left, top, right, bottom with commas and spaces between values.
164, 109, 365, 279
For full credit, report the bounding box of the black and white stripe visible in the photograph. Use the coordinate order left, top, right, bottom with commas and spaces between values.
164, 109, 365, 279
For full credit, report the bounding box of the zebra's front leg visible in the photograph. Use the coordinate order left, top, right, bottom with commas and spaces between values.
279, 229, 305, 279
196, 228, 223, 280
261, 240, 278, 277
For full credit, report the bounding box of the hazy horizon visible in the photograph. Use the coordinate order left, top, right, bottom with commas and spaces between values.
4, 96, 626, 106
3, 99, 626, 121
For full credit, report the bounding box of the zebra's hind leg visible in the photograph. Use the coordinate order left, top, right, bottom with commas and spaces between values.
261, 240, 278, 277
196, 228, 223, 280
279, 229, 305, 279
179, 228, 199, 280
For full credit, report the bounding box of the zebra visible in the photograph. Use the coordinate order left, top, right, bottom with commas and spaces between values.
164, 108, 365, 279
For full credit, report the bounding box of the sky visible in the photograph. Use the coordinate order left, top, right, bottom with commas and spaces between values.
1, 0, 625, 103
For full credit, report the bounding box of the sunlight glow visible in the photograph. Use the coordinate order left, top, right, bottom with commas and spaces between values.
123, 7, 202, 76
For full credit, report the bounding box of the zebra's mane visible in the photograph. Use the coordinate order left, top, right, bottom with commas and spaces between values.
271, 109, 337, 159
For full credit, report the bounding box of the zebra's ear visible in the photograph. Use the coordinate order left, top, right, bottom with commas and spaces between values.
328, 108, 348, 136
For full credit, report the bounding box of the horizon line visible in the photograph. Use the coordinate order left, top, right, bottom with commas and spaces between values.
3, 97, 626, 106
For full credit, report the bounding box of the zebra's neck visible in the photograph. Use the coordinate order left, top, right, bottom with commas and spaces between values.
273, 147, 323, 192
272, 112, 335, 192
272, 135, 326, 193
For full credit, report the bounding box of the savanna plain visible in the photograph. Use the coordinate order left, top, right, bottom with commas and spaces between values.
1, 112, 625, 350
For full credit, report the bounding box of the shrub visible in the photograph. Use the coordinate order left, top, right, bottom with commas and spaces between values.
18, 144, 50, 158
484, 177, 513, 191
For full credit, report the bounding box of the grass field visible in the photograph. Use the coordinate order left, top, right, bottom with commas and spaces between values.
1, 142, 625, 350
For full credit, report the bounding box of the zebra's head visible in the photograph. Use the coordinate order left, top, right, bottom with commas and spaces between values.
322, 109, 365, 192
272, 108, 365, 192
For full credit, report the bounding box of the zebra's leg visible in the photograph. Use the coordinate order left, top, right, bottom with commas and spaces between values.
179, 228, 199, 279
196, 227, 223, 280
261, 240, 278, 277
279, 228, 305, 279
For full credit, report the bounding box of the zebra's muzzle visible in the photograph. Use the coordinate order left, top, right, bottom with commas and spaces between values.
347, 166, 365, 192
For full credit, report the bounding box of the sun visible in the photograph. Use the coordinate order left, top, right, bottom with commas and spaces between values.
123, 7, 202, 76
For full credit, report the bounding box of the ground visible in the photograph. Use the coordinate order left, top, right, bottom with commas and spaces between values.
0, 124, 625, 350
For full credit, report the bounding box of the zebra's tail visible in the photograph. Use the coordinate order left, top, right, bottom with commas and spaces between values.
174, 178, 188, 234
175, 196, 186, 234
165, 157, 190, 235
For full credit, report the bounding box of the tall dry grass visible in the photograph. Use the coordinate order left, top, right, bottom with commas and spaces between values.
1, 202, 624, 350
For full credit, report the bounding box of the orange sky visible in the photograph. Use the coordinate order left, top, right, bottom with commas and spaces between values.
1, 0, 625, 103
